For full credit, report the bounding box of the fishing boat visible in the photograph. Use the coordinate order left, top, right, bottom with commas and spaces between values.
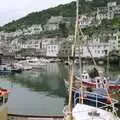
75, 71, 120, 89
64, 69, 120, 89
63, 0, 120, 120
72, 81, 112, 107
13, 62, 32, 70
0, 88, 9, 120
14, 57, 46, 70
0, 65, 22, 75
25, 57, 46, 69
0, 65, 11, 75
0, 88, 9, 104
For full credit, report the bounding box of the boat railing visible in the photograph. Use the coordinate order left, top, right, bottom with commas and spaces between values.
72, 86, 118, 100
63, 105, 69, 116
73, 90, 118, 113
74, 96, 117, 108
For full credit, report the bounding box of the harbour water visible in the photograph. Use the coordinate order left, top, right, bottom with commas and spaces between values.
0, 62, 119, 116
0, 63, 68, 116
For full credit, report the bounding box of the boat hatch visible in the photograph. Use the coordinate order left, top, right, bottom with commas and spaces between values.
88, 110, 100, 117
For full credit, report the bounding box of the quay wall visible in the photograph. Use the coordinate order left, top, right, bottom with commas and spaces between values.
8, 114, 64, 120
0, 104, 8, 120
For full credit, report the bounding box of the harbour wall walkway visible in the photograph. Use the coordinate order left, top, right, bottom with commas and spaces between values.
8, 114, 64, 120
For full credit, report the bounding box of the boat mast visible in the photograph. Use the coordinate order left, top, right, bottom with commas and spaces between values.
79, 23, 97, 66
67, 0, 79, 120
106, 44, 110, 75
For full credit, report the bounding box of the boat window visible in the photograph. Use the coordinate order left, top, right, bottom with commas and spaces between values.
82, 75, 84, 79
103, 79, 106, 84
29, 61, 34, 63
97, 79, 100, 83
83, 72, 86, 74
4, 67, 7, 71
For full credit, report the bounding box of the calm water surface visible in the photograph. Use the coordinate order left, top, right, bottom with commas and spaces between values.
0, 63, 119, 116
0, 63, 68, 115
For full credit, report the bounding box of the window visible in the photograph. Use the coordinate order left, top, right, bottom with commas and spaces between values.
99, 45, 101, 48
35, 45, 38, 47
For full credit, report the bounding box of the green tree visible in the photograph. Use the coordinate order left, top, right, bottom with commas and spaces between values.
59, 22, 69, 38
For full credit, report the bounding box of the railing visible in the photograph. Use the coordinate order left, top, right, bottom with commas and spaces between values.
63, 90, 119, 120
73, 89, 118, 113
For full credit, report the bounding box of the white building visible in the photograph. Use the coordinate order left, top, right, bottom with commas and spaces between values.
10, 37, 60, 56
96, 8, 109, 20
46, 44, 59, 57
10, 39, 42, 51
41, 39, 51, 49
115, 31, 120, 50
10, 38, 23, 51
74, 42, 111, 58
79, 15, 93, 28
96, 1, 120, 20
108, 33, 119, 50
41, 38, 58, 49
22, 40, 41, 49
107, 2, 117, 7
107, 2, 117, 19
44, 16, 63, 31
23, 24, 43, 35
27, 24, 43, 34
13, 30, 23, 37
0, 32, 14, 41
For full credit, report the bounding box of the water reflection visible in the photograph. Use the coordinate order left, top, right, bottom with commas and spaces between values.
9, 63, 68, 98
0, 63, 68, 115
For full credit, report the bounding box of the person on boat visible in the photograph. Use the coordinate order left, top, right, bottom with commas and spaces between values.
89, 67, 99, 79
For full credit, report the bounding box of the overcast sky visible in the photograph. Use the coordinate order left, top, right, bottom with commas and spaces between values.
0, 0, 74, 26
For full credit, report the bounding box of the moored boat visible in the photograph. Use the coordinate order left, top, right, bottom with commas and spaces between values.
0, 88, 9, 104
0, 65, 11, 75
75, 72, 120, 89
0, 65, 22, 75
14, 57, 46, 70
0, 87, 10, 120
65, 69, 120, 90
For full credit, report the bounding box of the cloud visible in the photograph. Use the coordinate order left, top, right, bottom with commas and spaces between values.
0, 0, 74, 26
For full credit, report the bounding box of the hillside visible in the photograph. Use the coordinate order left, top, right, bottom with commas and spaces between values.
1, 0, 120, 32
0, 0, 97, 32
2, 1, 76, 32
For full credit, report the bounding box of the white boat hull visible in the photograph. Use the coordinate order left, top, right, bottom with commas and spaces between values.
72, 104, 120, 120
